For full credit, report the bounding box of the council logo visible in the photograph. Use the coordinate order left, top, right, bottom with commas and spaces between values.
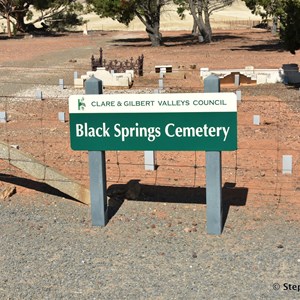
78, 97, 86, 111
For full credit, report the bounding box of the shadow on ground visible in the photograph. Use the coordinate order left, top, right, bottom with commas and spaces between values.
0, 174, 76, 201
107, 180, 248, 231
0, 174, 248, 231
230, 41, 284, 52
112, 33, 242, 47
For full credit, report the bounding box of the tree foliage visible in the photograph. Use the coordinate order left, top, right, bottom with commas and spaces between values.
280, 0, 300, 53
242, 0, 284, 19
0, 0, 84, 35
87, 0, 171, 46
243, 0, 300, 53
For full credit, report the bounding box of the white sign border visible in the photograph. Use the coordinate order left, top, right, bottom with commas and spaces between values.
69, 93, 237, 114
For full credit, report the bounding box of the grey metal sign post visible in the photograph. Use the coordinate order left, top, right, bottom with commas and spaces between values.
204, 75, 223, 235
85, 76, 108, 226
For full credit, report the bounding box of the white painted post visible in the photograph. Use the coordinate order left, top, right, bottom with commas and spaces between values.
253, 115, 260, 125
144, 89, 158, 171
0, 111, 7, 123
144, 151, 156, 171
159, 78, 164, 90
282, 155, 293, 174
35, 90, 43, 100
236, 90, 242, 102
59, 79, 64, 90
58, 112, 65, 123
234, 74, 240, 86
74, 71, 78, 79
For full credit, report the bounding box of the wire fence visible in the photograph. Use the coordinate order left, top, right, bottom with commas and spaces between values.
211, 19, 262, 30
0, 69, 299, 206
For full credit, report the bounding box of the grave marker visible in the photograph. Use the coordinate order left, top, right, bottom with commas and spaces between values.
253, 115, 260, 125
144, 151, 156, 171
58, 112, 65, 123
282, 155, 293, 174
236, 90, 242, 102
159, 78, 164, 90
234, 74, 240, 86
59, 79, 64, 90
35, 90, 43, 100
0, 111, 7, 123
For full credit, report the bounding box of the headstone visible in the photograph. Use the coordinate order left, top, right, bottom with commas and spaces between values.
253, 115, 260, 125
204, 74, 220, 93
85, 75, 103, 94
282, 155, 292, 174
0, 111, 7, 123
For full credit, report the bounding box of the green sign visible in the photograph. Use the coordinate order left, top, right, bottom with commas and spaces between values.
69, 93, 237, 151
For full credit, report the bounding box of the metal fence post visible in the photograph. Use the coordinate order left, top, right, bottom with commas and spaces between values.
85, 76, 108, 226
204, 75, 223, 235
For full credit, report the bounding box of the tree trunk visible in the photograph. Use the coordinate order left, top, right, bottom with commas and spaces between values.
192, 19, 197, 35
203, 1, 212, 41
5, 13, 12, 37
189, 0, 210, 43
135, 7, 163, 47
11, 11, 27, 32
146, 23, 162, 47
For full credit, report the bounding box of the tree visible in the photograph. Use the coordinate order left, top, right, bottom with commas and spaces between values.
0, 0, 17, 37
175, 0, 234, 43
0, 0, 84, 35
280, 0, 300, 53
87, 0, 171, 47
242, 0, 300, 53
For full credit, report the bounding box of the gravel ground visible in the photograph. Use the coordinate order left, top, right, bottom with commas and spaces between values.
1, 192, 300, 299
